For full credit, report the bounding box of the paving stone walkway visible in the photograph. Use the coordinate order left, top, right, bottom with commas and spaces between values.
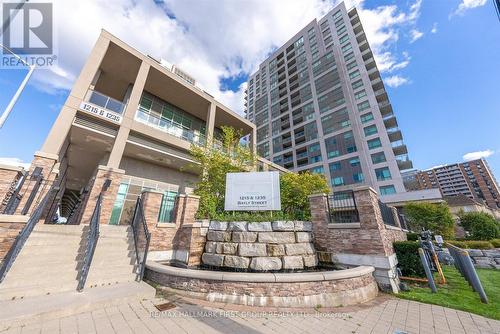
1, 293, 499, 334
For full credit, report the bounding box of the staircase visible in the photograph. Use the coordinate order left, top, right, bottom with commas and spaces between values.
0, 224, 138, 301
84, 225, 137, 288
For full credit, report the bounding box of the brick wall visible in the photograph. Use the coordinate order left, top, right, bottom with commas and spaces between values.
309, 188, 406, 257
0, 167, 23, 213
141, 191, 203, 265
0, 217, 28, 263
80, 166, 124, 225
15, 154, 57, 215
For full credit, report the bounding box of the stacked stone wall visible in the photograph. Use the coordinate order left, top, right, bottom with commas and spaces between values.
202, 221, 318, 271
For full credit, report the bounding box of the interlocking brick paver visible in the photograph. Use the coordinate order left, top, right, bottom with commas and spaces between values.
2, 294, 499, 334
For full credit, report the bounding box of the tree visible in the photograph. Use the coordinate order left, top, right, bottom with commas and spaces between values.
458, 212, 499, 240
190, 126, 255, 218
403, 202, 455, 239
280, 172, 330, 219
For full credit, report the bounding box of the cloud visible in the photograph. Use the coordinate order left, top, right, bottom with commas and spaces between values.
463, 149, 495, 161
384, 75, 410, 88
27, 0, 423, 115
0, 157, 30, 169
431, 22, 438, 34
409, 29, 423, 43
451, 0, 487, 17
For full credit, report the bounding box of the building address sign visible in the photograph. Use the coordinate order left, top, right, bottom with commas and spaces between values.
224, 172, 281, 211
79, 102, 122, 124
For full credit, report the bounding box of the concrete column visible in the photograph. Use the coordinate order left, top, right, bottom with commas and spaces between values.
251, 126, 257, 157
206, 102, 216, 143
107, 61, 151, 169
41, 35, 110, 157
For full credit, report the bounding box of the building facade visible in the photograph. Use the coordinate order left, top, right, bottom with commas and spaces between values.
412, 159, 500, 210
244, 2, 413, 196
11, 30, 284, 226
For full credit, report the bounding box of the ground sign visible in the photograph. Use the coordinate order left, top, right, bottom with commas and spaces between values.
224, 172, 281, 211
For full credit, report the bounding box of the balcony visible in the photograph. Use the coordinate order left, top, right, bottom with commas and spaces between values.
135, 109, 206, 145
383, 115, 398, 129
378, 101, 393, 117
388, 129, 403, 142
85, 90, 126, 114
392, 142, 408, 156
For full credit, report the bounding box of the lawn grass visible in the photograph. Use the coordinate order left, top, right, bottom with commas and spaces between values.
397, 265, 500, 320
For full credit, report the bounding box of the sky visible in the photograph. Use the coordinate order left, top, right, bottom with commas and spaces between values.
0, 0, 499, 179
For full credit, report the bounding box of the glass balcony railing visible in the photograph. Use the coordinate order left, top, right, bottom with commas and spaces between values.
135, 109, 206, 145
87, 90, 126, 114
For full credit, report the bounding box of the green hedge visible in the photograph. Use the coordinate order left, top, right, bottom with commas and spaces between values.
447, 240, 494, 249
491, 239, 500, 248
406, 232, 419, 241
394, 241, 425, 278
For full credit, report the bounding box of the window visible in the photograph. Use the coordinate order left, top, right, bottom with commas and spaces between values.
346, 61, 357, 70
380, 185, 397, 196
349, 70, 360, 79
371, 152, 386, 164
330, 162, 342, 171
364, 125, 378, 136
354, 90, 367, 100
311, 166, 324, 174
331, 176, 344, 186
341, 43, 352, 54
333, 10, 342, 20
344, 52, 354, 62
357, 101, 370, 112
368, 138, 382, 149
353, 172, 364, 183
351, 80, 363, 90
375, 167, 392, 181
337, 25, 347, 36
349, 157, 360, 167
360, 112, 374, 123
339, 34, 349, 44
158, 191, 178, 223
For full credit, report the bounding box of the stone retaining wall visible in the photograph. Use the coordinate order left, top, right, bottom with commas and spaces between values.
146, 262, 378, 308
467, 248, 500, 269
201, 220, 317, 271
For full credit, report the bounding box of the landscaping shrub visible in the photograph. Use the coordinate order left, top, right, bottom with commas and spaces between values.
447, 240, 493, 249
406, 232, 419, 241
446, 240, 468, 249
491, 239, 500, 248
393, 241, 425, 277
458, 212, 499, 240
403, 202, 455, 239
280, 172, 329, 220
209, 211, 294, 222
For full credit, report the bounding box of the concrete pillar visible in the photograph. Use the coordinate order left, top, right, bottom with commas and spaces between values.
79, 165, 125, 225
41, 35, 110, 157
251, 126, 257, 157
206, 102, 216, 143
107, 61, 150, 169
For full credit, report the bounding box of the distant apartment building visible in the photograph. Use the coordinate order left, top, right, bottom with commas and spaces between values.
244, 2, 412, 196
409, 159, 500, 210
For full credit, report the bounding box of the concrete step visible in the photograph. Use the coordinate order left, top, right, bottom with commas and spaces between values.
0, 281, 156, 328
0, 281, 79, 301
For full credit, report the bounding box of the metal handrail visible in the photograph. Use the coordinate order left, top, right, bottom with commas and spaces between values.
77, 193, 102, 291
0, 186, 56, 283
131, 197, 151, 281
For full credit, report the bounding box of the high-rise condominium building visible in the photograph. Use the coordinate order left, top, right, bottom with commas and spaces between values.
413, 159, 500, 209
244, 2, 412, 196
